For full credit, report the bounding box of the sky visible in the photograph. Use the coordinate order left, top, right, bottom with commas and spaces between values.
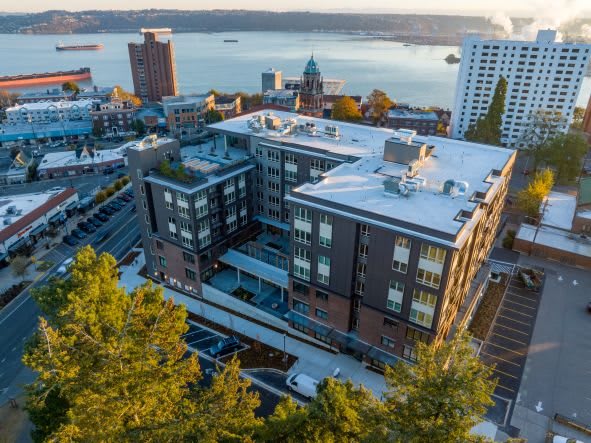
3, 0, 590, 17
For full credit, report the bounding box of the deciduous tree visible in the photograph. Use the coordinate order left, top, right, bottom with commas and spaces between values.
519, 109, 566, 169
366, 89, 393, 125
464, 76, 507, 146
61, 81, 80, 93
571, 106, 585, 129
331, 96, 362, 122
11, 255, 29, 282
536, 133, 588, 182
0, 90, 20, 108
112, 85, 142, 107
383, 333, 496, 443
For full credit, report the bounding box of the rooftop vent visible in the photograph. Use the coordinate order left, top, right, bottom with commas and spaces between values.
6, 205, 17, 215
442, 179, 469, 196
324, 124, 339, 138
3, 217, 12, 225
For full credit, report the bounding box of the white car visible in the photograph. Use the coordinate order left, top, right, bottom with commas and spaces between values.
56, 258, 74, 275
286, 373, 319, 399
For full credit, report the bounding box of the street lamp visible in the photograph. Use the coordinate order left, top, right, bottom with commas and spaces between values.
283, 333, 288, 369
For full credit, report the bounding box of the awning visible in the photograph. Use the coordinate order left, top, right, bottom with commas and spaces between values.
29, 223, 48, 236
219, 249, 288, 288
286, 310, 333, 336
48, 212, 65, 224
66, 201, 79, 210
367, 346, 402, 367
254, 215, 290, 232
8, 237, 29, 252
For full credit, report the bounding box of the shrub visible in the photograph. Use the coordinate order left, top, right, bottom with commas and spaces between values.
114, 180, 123, 191
105, 187, 115, 197
502, 230, 516, 249
95, 191, 107, 204
121, 176, 130, 185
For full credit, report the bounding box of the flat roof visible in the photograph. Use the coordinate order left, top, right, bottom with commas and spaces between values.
516, 224, 591, 258
209, 109, 395, 158
7, 99, 94, 112
541, 191, 577, 231
124, 135, 178, 152
38, 148, 124, 170
388, 109, 439, 121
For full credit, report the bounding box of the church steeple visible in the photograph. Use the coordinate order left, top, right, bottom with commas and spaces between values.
300, 54, 324, 117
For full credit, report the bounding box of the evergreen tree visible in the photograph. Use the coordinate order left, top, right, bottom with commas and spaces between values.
331, 96, 362, 122
23, 246, 260, 442
383, 333, 496, 443
464, 76, 507, 145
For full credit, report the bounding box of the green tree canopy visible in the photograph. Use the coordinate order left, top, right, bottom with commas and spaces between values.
23, 246, 261, 442
61, 81, 80, 93
206, 108, 224, 124
331, 96, 362, 122
536, 133, 588, 182
131, 118, 146, 135
366, 89, 393, 125
571, 106, 585, 129
519, 109, 567, 169
383, 333, 497, 443
464, 76, 507, 146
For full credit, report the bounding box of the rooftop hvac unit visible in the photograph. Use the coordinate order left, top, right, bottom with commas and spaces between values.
3, 217, 12, 225
325, 124, 339, 138
6, 205, 17, 215
383, 177, 400, 195
407, 159, 420, 178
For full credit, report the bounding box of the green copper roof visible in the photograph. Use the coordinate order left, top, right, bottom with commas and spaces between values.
304, 55, 320, 74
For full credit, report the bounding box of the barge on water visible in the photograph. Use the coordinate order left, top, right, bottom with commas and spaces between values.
56, 43, 104, 51
0, 68, 92, 88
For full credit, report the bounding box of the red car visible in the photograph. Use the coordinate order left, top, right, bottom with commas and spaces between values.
119, 193, 132, 202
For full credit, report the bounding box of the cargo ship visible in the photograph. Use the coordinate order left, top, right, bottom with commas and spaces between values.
56, 43, 104, 51
0, 68, 92, 88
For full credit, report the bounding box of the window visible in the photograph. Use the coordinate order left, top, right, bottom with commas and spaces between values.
316, 290, 328, 301
185, 268, 196, 281
403, 345, 418, 362
315, 332, 331, 344
381, 336, 395, 348
293, 323, 309, 334
387, 280, 404, 313
420, 244, 446, 264
293, 281, 309, 295
317, 255, 331, 285
416, 268, 442, 289
267, 166, 280, 178
268, 195, 280, 207
194, 190, 208, 218
370, 359, 386, 370
293, 299, 309, 315
183, 251, 195, 263
355, 280, 365, 296
285, 153, 297, 165
156, 240, 163, 250
392, 236, 411, 273
384, 317, 398, 330
406, 326, 430, 344
159, 256, 167, 267
410, 289, 437, 328
360, 224, 370, 237
319, 214, 332, 247
315, 308, 328, 320
310, 159, 325, 181
356, 263, 366, 278
180, 221, 194, 249
294, 228, 311, 245
285, 169, 298, 182
294, 247, 311, 281
164, 188, 174, 210
267, 150, 280, 162
417, 244, 446, 289
294, 207, 312, 222
358, 243, 368, 258
168, 216, 178, 239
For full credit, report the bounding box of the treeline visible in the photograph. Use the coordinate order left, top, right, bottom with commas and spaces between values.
3, 10, 500, 35
23, 246, 499, 442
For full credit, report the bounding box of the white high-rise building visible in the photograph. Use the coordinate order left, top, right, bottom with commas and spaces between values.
450, 30, 591, 148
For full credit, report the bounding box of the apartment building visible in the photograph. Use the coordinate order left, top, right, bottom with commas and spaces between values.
133, 109, 515, 367
90, 98, 136, 137
128, 29, 178, 103
162, 94, 215, 134
387, 109, 438, 136
5, 100, 93, 125
451, 29, 591, 148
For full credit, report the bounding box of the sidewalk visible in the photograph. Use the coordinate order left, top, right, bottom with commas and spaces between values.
118, 252, 388, 397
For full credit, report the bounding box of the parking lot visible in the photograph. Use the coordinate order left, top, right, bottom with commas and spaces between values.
480, 266, 542, 427
182, 322, 248, 358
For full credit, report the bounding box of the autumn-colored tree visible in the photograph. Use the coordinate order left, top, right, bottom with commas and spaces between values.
95, 190, 107, 203
571, 106, 585, 129
464, 76, 507, 146
112, 85, 142, 107
24, 246, 261, 441
11, 255, 29, 282
331, 96, 362, 122
0, 90, 20, 108
517, 168, 555, 218
259, 378, 386, 443
61, 81, 80, 93
366, 89, 393, 125
383, 333, 496, 443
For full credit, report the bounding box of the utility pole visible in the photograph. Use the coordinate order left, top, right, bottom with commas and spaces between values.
529, 197, 549, 256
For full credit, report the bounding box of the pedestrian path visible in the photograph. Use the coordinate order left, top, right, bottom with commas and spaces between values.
118, 253, 388, 397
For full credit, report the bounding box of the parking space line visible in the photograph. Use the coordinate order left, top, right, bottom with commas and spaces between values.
491, 332, 527, 346
481, 351, 521, 367
490, 367, 519, 380
182, 330, 204, 338
497, 314, 531, 326
500, 305, 534, 318
188, 334, 217, 344
495, 384, 516, 394
503, 298, 537, 310
493, 322, 530, 336
504, 292, 538, 304
484, 341, 525, 356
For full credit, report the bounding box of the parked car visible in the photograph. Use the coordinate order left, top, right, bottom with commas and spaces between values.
77, 222, 96, 233
87, 217, 102, 227
103, 167, 114, 175
71, 229, 87, 240
208, 336, 241, 357
285, 373, 319, 399
63, 235, 79, 246
130, 203, 136, 212
108, 202, 122, 211
118, 193, 132, 202
99, 206, 115, 216
56, 257, 74, 275
117, 172, 126, 179
115, 197, 127, 205
94, 212, 109, 222
124, 189, 134, 197
552, 436, 584, 443
92, 230, 111, 245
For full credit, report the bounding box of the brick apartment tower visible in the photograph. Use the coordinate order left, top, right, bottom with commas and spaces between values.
299, 55, 324, 117
128, 30, 178, 103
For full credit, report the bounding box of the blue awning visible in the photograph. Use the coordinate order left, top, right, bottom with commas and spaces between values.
218, 249, 288, 288
286, 310, 333, 336
367, 346, 402, 367
29, 223, 48, 236
8, 237, 29, 252
254, 215, 290, 232
48, 212, 65, 224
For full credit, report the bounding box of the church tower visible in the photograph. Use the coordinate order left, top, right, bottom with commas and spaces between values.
299, 55, 324, 117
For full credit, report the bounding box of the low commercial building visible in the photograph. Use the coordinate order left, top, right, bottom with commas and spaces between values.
37, 147, 125, 179
0, 121, 92, 144
77, 86, 115, 102
162, 94, 214, 134
0, 187, 79, 260
4, 100, 93, 125
214, 95, 242, 119
263, 89, 300, 112
388, 109, 439, 136
17, 89, 76, 104
131, 108, 516, 367
90, 98, 136, 138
